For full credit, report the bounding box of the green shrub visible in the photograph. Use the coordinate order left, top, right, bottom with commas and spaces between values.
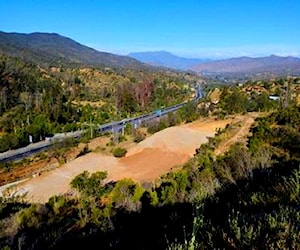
147, 119, 169, 134
133, 132, 146, 143
70, 170, 109, 197
112, 147, 127, 157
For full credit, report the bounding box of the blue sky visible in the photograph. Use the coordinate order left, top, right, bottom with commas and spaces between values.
1, 0, 299, 58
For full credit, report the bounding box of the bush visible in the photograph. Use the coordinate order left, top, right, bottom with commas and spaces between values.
133, 131, 146, 143
76, 144, 91, 158
147, 119, 169, 134
70, 170, 109, 197
112, 147, 127, 158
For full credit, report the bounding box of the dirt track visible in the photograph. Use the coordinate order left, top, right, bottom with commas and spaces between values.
6, 117, 245, 203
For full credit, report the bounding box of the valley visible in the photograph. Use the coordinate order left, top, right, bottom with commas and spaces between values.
0, 30, 299, 249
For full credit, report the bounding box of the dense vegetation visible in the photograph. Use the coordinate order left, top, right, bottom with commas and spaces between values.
0, 100, 299, 249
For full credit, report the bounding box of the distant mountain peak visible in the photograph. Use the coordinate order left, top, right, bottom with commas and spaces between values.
128, 51, 210, 70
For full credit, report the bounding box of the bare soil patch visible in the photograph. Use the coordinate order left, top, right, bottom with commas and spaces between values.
3, 116, 252, 202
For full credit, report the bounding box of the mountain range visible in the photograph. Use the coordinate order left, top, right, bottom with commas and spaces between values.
129, 51, 300, 77
0, 31, 146, 69
128, 51, 210, 70
1, 31, 300, 77
191, 55, 300, 76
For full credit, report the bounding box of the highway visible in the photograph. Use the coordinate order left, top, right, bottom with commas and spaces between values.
97, 84, 204, 133
0, 84, 204, 163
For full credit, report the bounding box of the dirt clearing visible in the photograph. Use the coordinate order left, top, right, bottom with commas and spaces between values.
4, 116, 252, 203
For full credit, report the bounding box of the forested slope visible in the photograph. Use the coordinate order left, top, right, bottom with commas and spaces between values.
0, 53, 198, 152
0, 32, 145, 69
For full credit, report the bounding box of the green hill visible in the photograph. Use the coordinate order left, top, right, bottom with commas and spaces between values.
0, 31, 146, 69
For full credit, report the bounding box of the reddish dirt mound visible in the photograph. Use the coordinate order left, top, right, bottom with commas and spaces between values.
127, 126, 214, 156
114, 148, 189, 182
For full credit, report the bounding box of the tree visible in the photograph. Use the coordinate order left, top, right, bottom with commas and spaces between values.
0, 87, 8, 115
49, 137, 76, 164
19, 92, 32, 113
134, 79, 154, 108
221, 88, 248, 114
70, 171, 109, 198
116, 83, 137, 114
26, 114, 50, 142
178, 101, 199, 122
111, 178, 144, 211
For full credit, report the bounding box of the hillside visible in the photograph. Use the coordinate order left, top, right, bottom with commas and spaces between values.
128, 51, 210, 70
0, 104, 299, 249
0, 49, 200, 153
0, 31, 146, 69
191, 55, 300, 76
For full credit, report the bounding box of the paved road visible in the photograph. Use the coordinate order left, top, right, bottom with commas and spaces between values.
0, 131, 83, 163
0, 84, 204, 163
